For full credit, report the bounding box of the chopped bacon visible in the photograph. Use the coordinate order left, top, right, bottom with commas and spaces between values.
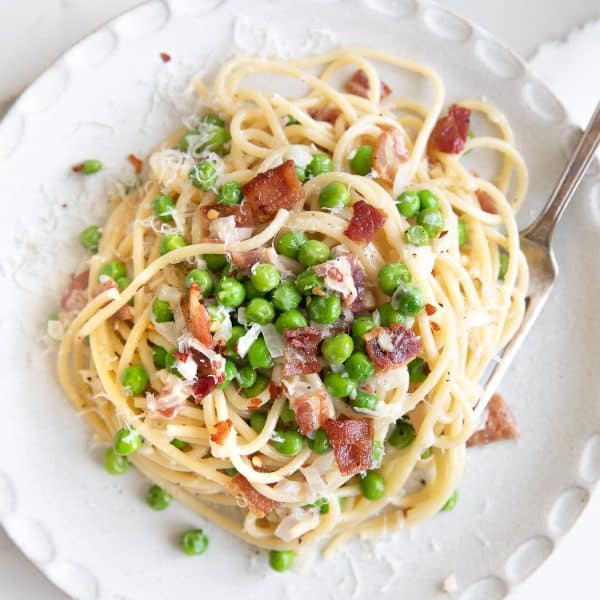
428, 104, 471, 155
344, 69, 391, 100
127, 153, 143, 174
188, 347, 225, 403
173, 351, 188, 363
228, 250, 261, 276
210, 419, 233, 444
364, 324, 422, 371
199, 203, 254, 237
467, 394, 518, 447
242, 160, 304, 223
282, 326, 323, 376
159, 52, 171, 63
184, 284, 212, 346
475, 189, 497, 214
269, 380, 283, 401
60, 271, 89, 313
344, 254, 375, 313
323, 418, 374, 476
291, 390, 332, 436
228, 474, 280, 517
309, 106, 342, 124
344, 200, 387, 244
425, 303, 437, 316
313, 255, 358, 308
94, 278, 132, 320
373, 129, 408, 183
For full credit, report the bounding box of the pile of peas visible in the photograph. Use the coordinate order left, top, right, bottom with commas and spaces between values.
396, 189, 448, 247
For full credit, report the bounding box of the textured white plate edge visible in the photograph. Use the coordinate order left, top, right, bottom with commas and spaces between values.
0, 1, 598, 599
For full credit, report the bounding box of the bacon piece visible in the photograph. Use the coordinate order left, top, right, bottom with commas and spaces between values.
313, 255, 358, 308
344, 200, 386, 244
341, 254, 375, 313
475, 189, 497, 214
269, 380, 283, 401
364, 324, 422, 371
211, 419, 233, 444
160, 52, 171, 63
60, 271, 89, 313
292, 390, 332, 436
467, 394, 518, 447
188, 347, 225, 403
199, 203, 254, 238
94, 278, 132, 320
184, 284, 212, 346
242, 160, 304, 223
282, 326, 323, 376
323, 418, 373, 476
128, 153, 143, 174
309, 106, 342, 124
373, 129, 408, 183
228, 250, 261, 276
428, 104, 471, 155
228, 474, 280, 517
344, 69, 391, 100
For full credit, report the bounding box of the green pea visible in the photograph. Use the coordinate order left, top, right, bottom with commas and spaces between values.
351, 389, 378, 411
121, 365, 149, 396
201, 113, 225, 127
152, 194, 175, 221
308, 427, 331, 454
360, 471, 385, 500
185, 269, 214, 295
115, 276, 131, 292
324, 371, 357, 398
179, 529, 209, 556
47, 310, 59, 322
284, 114, 300, 126
307, 293, 342, 324
275, 309, 308, 333
395, 190, 420, 218
295, 268, 324, 295
421, 447, 433, 459
379, 302, 407, 327
152, 345, 169, 369
352, 315, 375, 349
246, 298, 275, 325
218, 181, 243, 205
321, 333, 354, 365
159, 233, 187, 255
170, 438, 189, 450
441, 490, 458, 512
276, 231, 308, 259
243, 374, 269, 398
226, 325, 246, 358
215, 277, 246, 308
417, 207, 444, 238
251, 263, 281, 293
74, 159, 102, 175
269, 549, 295, 572
113, 427, 143, 455
458, 219, 468, 247
237, 364, 257, 389
273, 429, 304, 455
152, 299, 173, 323
345, 351, 374, 382
80, 225, 102, 251
377, 263, 412, 295
311, 498, 330, 514
180, 122, 230, 155
408, 357, 429, 384
389, 419, 416, 449
418, 189, 439, 211
250, 411, 267, 433
319, 181, 350, 209
104, 448, 129, 475
217, 359, 238, 389
248, 338, 273, 369
188, 160, 217, 190
350, 145, 374, 176
372, 440, 384, 466
203, 125, 231, 155
404, 224, 429, 246
294, 163, 307, 183
306, 153, 333, 178
498, 251, 508, 280
98, 260, 127, 282
243, 279, 264, 300
298, 240, 331, 267
146, 485, 172, 510
279, 402, 296, 425
271, 281, 302, 311
392, 283, 425, 316
203, 254, 228, 271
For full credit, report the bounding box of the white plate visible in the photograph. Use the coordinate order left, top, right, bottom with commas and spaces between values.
0, 1, 599, 599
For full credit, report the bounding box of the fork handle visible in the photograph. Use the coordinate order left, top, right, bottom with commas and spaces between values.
526, 100, 600, 246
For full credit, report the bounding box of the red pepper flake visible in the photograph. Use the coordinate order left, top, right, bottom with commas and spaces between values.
160, 52, 171, 63
269, 380, 283, 400
173, 351, 188, 363
431, 321, 440, 331
71, 163, 85, 173
248, 398, 262, 411
128, 153, 143, 174
210, 419, 233, 444
425, 303, 437, 316
439, 230, 448, 238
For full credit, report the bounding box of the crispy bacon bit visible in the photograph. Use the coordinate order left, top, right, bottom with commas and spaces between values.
323, 418, 374, 476
313, 255, 358, 308
228, 474, 280, 517
199, 203, 254, 237
439, 230, 448, 238
160, 52, 171, 63
428, 104, 471, 155
173, 351, 188, 363
292, 390, 332, 436
60, 271, 89, 313
475, 189, 497, 214
229, 250, 261, 276
467, 394, 519, 447
269, 380, 283, 401
373, 129, 408, 183
248, 397, 262, 411
188, 347, 225, 403
344, 200, 387, 244
344, 69, 391, 100
309, 106, 342, 124
94, 278, 133, 320
210, 419, 233, 444
364, 324, 422, 371
242, 160, 304, 223
425, 303, 437, 316
344, 254, 375, 313
282, 326, 323, 376
127, 153, 143, 174
184, 284, 212, 346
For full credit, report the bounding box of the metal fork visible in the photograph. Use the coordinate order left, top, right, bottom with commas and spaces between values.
475, 100, 600, 421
